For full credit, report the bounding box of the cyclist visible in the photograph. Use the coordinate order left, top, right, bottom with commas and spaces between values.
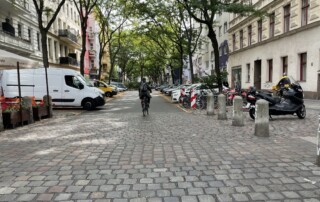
139, 78, 152, 105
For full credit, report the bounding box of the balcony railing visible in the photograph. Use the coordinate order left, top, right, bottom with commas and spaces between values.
89, 50, 96, 57
0, 31, 33, 53
59, 57, 79, 67
58, 29, 77, 43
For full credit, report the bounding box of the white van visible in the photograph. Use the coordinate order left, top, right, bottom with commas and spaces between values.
0, 68, 105, 110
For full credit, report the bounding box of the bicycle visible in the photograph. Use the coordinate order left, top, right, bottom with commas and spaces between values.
141, 96, 149, 116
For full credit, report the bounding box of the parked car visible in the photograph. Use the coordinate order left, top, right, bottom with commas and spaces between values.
171, 84, 192, 102
111, 82, 128, 92
92, 80, 118, 97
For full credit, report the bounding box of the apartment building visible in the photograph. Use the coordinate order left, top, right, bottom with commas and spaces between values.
1, 0, 42, 66
228, 0, 320, 99
47, 1, 82, 70
191, 12, 230, 79
0, 0, 83, 71
86, 14, 100, 79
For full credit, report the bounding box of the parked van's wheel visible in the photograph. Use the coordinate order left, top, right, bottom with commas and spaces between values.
105, 92, 111, 97
82, 99, 95, 110
249, 108, 255, 120
296, 105, 306, 119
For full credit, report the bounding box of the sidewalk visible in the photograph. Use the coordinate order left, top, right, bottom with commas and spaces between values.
304, 99, 320, 110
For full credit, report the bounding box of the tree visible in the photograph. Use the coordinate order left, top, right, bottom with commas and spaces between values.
178, 0, 258, 92
95, 0, 127, 80
73, 0, 99, 76
32, 0, 66, 117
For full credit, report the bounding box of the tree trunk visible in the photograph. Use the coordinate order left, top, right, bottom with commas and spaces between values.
40, 31, 49, 68
207, 24, 222, 92
80, 26, 87, 76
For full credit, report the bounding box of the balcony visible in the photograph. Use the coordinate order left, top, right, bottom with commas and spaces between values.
88, 32, 95, 40
89, 50, 96, 57
0, 31, 33, 54
58, 29, 80, 47
59, 57, 79, 67
3, 0, 30, 14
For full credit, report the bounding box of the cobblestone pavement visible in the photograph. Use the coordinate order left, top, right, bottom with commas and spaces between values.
0, 91, 320, 202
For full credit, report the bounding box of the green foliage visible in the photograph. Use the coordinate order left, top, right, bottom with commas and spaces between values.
125, 81, 140, 90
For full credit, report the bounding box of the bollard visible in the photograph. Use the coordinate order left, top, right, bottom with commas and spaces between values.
218, 94, 227, 120
206, 91, 215, 115
232, 96, 244, 126
43, 95, 53, 118
22, 96, 34, 124
254, 99, 269, 137
0, 103, 4, 131
316, 115, 320, 166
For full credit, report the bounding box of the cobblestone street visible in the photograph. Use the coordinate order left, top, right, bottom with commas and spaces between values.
0, 91, 320, 201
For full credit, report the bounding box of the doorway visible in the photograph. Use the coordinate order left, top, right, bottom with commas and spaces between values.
254, 60, 262, 90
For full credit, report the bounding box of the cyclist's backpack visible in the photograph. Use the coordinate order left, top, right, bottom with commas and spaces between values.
140, 83, 148, 92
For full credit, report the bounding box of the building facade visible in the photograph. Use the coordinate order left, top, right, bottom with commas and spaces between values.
191, 12, 230, 79
228, 0, 320, 99
86, 14, 100, 79
0, 0, 83, 71
1, 0, 42, 66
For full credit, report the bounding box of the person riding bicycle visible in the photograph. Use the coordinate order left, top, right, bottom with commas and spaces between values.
139, 78, 152, 105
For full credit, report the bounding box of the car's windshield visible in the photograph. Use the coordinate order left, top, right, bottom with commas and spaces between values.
77, 75, 92, 87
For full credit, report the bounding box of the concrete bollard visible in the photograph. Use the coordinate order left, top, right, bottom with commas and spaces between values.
254, 99, 269, 137
206, 91, 215, 116
232, 96, 244, 126
43, 95, 53, 118
218, 94, 227, 120
0, 103, 4, 131
22, 96, 34, 124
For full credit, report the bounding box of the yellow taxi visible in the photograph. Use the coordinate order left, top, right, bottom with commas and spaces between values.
93, 80, 118, 97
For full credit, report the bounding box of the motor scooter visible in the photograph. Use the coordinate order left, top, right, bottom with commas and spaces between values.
247, 79, 306, 120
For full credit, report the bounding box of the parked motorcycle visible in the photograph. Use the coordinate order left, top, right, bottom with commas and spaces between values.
247, 78, 306, 120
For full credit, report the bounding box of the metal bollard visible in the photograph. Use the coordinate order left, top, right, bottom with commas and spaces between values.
206, 91, 215, 116
218, 94, 227, 120
254, 99, 269, 137
316, 115, 320, 166
43, 95, 53, 118
22, 96, 34, 124
232, 96, 244, 126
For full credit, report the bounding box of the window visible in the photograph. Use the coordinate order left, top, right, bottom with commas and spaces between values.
267, 59, 273, 82
300, 53, 307, 81
282, 56, 288, 75
257, 20, 262, 42
224, 22, 227, 33
219, 26, 221, 36
219, 47, 223, 56
248, 25, 252, 46
232, 34, 236, 51
206, 61, 209, 69
247, 63, 250, 82
28, 28, 31, 41
18, 23, 22, 37
54, 41, 58, 59
91, 60, 94, 68
198, 57, 202, 66
48, 38, 52, 59
301, 0, 309, 26
211, 51, 214, 61
284, 4, 291, 33
269, 13, 275, 37
239, 30, 243, 48
90, 43, 93, 50
65, 75, 82, 89
206, 43, 209, 52
224, 45, 228, 55
37, 32, 40, 51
